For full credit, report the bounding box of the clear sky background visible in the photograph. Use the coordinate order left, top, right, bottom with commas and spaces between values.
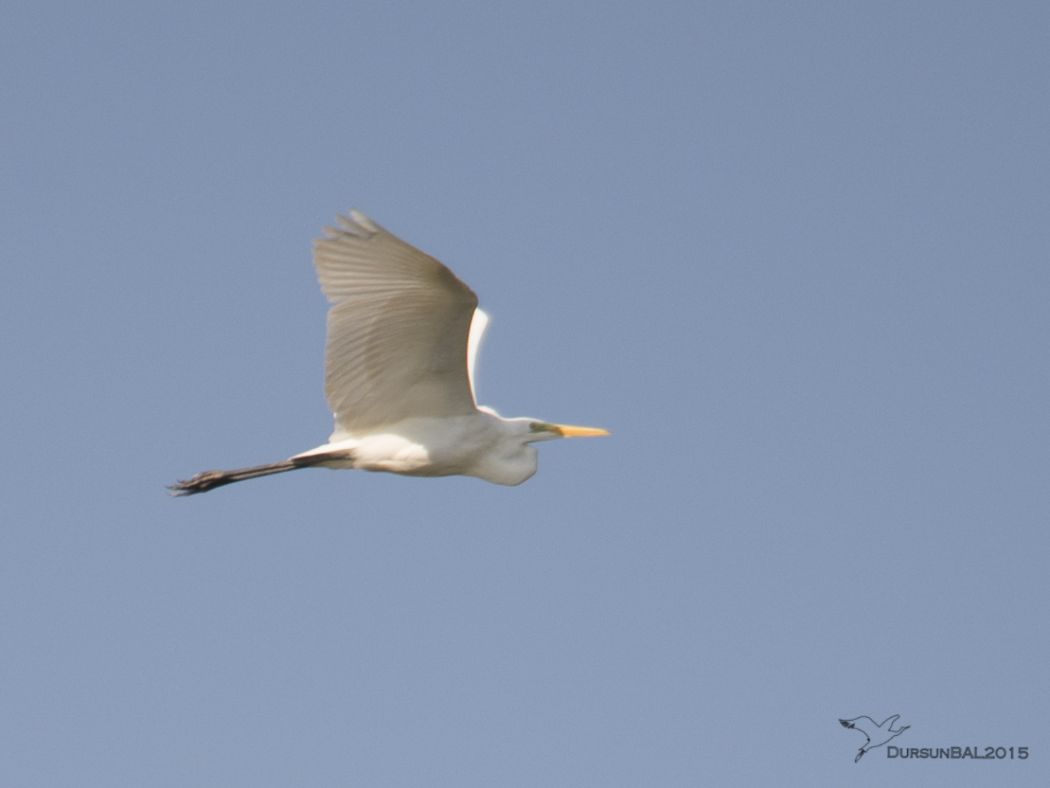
2, 2, 1047, 786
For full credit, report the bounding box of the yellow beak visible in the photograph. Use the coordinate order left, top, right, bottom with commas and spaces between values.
553, 424, 611, 438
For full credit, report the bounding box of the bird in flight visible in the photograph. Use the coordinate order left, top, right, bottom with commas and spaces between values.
170, 210, 608, 495
839, 715, 911, 762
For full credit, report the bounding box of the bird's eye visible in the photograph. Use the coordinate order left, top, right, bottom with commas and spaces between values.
529, 421, 551, 433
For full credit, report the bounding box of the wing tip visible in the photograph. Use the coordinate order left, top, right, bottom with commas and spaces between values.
320, 209, 378, 242
348, 209, 376, 230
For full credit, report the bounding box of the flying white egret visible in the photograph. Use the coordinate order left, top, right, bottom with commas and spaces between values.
170, 210, 609, 495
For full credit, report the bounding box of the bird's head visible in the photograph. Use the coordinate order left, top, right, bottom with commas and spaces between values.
515, 418, 610, 443
467, 414, 609, 485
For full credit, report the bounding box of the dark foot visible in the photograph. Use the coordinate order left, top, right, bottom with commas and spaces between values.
167, 470, 231, 496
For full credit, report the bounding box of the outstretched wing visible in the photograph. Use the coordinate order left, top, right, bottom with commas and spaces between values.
313, 211, 480, 434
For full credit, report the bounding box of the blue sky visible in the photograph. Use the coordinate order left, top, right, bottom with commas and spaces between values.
2, 2, 1047, 785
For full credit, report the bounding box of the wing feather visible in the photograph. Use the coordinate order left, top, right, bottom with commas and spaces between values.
466, 307, 489, 405
313, 211, 479, 433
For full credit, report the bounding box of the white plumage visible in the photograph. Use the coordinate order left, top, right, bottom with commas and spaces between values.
171, 210, 607, 495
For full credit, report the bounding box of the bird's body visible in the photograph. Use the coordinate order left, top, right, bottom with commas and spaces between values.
171, 210, 607, 495
293, 412, 540, 485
